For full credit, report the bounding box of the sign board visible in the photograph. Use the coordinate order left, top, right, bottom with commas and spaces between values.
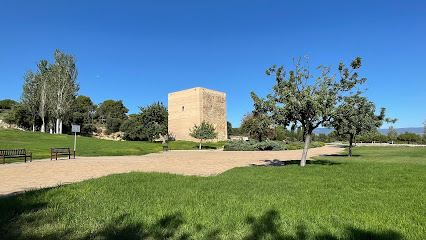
71, 125, 80, 133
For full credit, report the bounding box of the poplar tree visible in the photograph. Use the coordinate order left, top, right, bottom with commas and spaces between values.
49, 49, 79, 134
21, 70, 39, 131
388, 126, 398, 144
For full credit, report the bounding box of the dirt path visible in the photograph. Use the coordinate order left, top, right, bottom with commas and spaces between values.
0, 145, 343, 196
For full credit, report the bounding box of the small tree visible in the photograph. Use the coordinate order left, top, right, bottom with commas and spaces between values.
139, 102, 168, 143
331, 95, 396, 156
423, 121, 426, 144
252, 56, 367, 166
388, 126, 398, 144
189, 121, 218, 149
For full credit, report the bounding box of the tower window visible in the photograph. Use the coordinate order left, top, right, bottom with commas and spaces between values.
182, 106, 185, 111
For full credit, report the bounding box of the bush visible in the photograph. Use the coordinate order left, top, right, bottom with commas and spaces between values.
224, 140, 325, 151
255, 140, 285, 151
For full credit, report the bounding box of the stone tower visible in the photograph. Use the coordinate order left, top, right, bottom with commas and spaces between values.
168, 87, 227, 142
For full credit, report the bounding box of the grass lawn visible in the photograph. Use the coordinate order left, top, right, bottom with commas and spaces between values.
0, 129, 227, 161
0, 146, 425, 239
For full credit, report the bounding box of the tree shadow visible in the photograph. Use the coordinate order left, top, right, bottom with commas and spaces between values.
250, 159, 341, 167
82, 213, 190, 240
243, 209, 403, 240
323, 154, 361, 157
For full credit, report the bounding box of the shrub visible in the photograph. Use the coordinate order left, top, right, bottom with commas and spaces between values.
255, 140, 285, 151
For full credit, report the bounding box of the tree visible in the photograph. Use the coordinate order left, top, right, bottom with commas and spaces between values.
97, 100, 128, 122
36, 60, 49, 133
398, 132, 421, 144
240, 112, 273, 141
388, 126, 398, 144
49, 49, 79, 134
0, 99, 18, 109
71, 95, 97, 136
227, 121, 233, 138
252, 56, 367, 166
21, 70, 40, 131
331, 95, 395, 156
423, 121, 426, 144
139, 102, 168, 143
189, 121, 218, 149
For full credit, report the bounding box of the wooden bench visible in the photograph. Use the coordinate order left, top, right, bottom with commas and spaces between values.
50, 148, 75, 160
0, 149, 32, 164
162, 145, 171, 151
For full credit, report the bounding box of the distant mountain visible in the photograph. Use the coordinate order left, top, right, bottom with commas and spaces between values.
313, 127, 424, 135
378, 127, 423, 135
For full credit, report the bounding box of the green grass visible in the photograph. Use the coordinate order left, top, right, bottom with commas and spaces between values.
0, 129, 226, 162
0, 146, 425, 239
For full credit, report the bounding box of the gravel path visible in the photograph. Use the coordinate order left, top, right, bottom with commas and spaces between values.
0, 145, 343, 196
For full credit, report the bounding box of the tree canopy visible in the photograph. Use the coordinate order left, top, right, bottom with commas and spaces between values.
189, 121, 218, 149
331, 95, 395, 156
251, 56, 367, 166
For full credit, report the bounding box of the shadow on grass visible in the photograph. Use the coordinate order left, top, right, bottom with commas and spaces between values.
250, 159, 341, 167
0, 195, 403, 240
82, 213, 189, 240
244, 210, 403, 240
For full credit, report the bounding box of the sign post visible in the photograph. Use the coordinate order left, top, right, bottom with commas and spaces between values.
71, 125, 80, 154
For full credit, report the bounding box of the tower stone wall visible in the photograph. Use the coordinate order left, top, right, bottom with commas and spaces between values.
168, 87, 227, 142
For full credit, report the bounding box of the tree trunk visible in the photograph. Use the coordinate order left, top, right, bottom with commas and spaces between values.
300, 133, 311, 167
59, 120, 63, 134
199, 139, 202, 150
161, 134, 166, 144
56, 118, 60, 134
41, 118, 45, 133
348, 134, 353, 157
32, 124, 35, 132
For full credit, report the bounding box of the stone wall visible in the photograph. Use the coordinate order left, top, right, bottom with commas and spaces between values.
168, 87, 227, 142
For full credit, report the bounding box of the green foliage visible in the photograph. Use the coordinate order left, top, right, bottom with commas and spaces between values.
240, 112, 273, 141
97, 100, 128, 122
423, 121, 426, 144
70, 95, 97, 136
397, 132, 422, 144
224, 140, 325, 151
0, 99, 17, 109
120, 102, 168, 142
189, 121, 218, 140
274, 126, 291, 141
105, 118, 123, 135
2, 147, 423, 239
3, 103, 33, 129
252, 56, 367, 165
227, 121, 233, 138
189, 121, 218, 149
388, 126, 398, 143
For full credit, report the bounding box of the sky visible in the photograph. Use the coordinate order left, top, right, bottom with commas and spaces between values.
1, 0, 425, 128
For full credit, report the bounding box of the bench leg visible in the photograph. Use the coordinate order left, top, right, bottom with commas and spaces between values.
56, 153, 58, 160
2, 155, 4, 164
25, 156, 27, 163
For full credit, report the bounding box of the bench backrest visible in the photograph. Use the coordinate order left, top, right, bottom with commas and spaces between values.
0, 149, 26, 156
51, 148, 70, 153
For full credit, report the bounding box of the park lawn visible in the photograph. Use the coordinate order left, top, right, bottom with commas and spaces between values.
0, 129, 227, 162
0, 147, 425, 239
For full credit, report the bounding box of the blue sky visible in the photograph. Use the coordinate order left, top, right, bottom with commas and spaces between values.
1, 0, 425, 128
